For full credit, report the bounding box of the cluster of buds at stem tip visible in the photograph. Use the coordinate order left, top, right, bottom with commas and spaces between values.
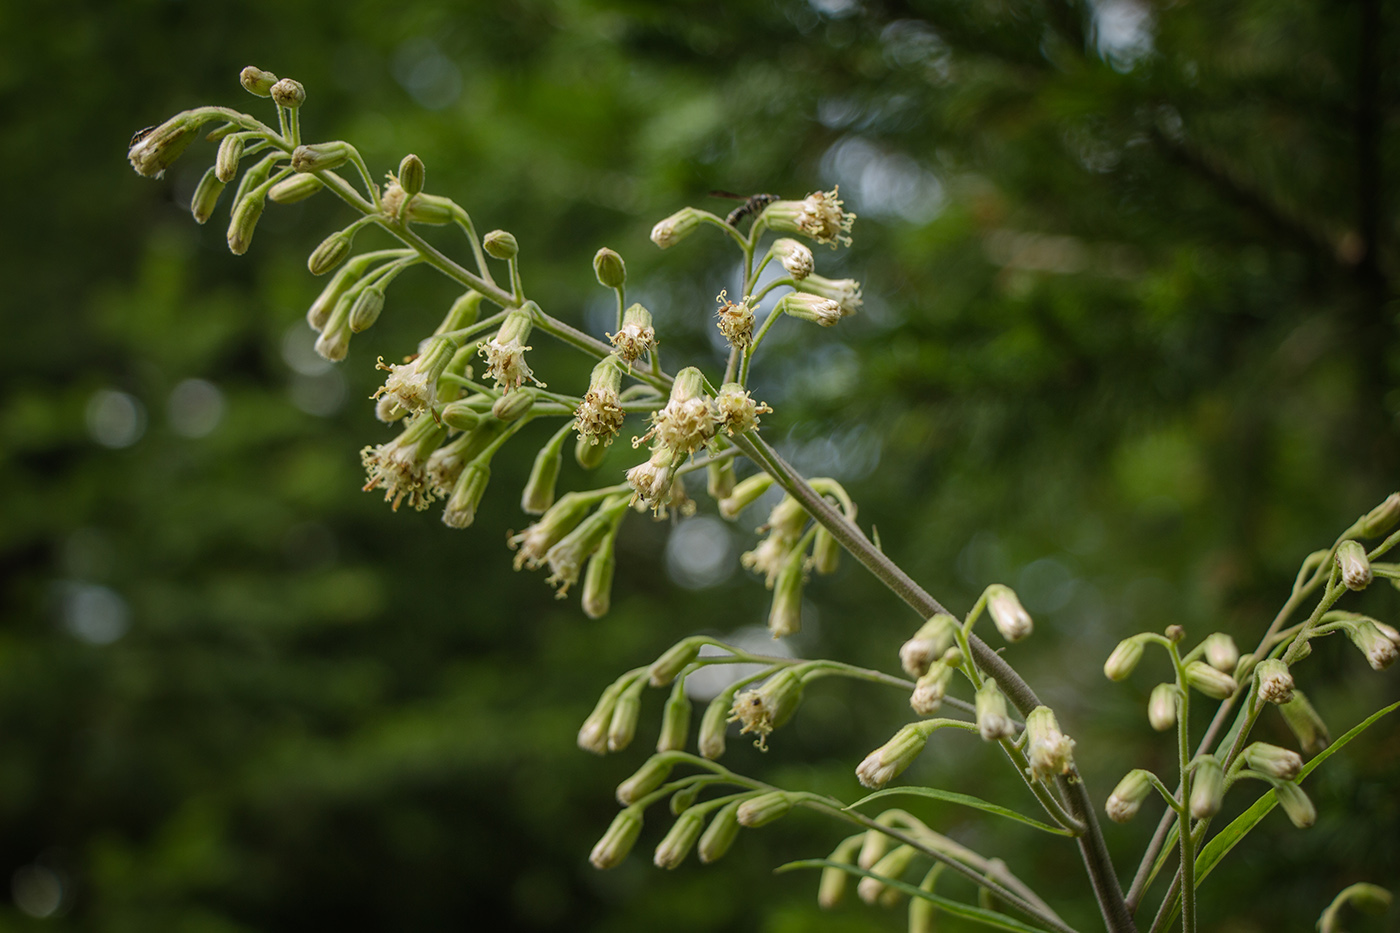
771, 238, 814, 279
574, 357, 626, 448
985, 585, 1033, 643
729, 667, 804, 749
910, 647, 961, 715
1106, 769, 1154, 823
856, 722, 930, 789
764, 187, 856, 248
1335, 539, 1373, 591
1025, 706, 1075, 782
1254, 658, 1295, 704
478, 306, 544, 393
715, 290, 756, 349
634, 367, 715, 456
608, 303, 657, 367
976, 678, 1016, 740
1344, 618, 1399, 670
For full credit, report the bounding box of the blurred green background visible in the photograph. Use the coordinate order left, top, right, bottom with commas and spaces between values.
2, 0, 1398, 930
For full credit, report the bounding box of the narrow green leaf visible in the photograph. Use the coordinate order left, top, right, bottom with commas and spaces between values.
845, 787, 1075, 837
776, 858, 1059, 933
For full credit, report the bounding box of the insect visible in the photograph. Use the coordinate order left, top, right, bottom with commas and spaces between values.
130, 125, 157, 147
710, 190, 779, 228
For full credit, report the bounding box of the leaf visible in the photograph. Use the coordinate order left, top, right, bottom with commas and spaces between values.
846, 786, 1075, 837
776, 858, 1058, 933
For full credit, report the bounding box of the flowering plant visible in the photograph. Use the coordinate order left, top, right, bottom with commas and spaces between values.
128, 67, 1398, 933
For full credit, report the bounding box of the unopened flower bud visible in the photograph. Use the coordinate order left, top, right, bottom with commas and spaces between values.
308, 229, 354, 276
656, 689, 692, 752
575, 432, 607, 470
900, 613, 958, 678
348, 283, 386, 333
1346, 620, 1398, 670
1190, 756, 1225, 819
226, 191, 265, 256
697, 800, 741, 863
719, 473, 774, 520
397, 153, 425, 197
1104, 635, 1146, 681
858, 845, 916, 906
1203, 632, 1240, 672
910, 648, 961, 715
810, 528, 840, 575
1349, 492, 1400, 539
707, 458, 737, 501
649, 637, 705, 687
1148, 683, 1178, 731
777, 291, 842, 327
817, 836, 861, 909
442, 459, 490, 529
616, 755, 674, 806
698, 689, 732, 760
589, 808, 642, 869
483, 229, 518, 259
737, 791, 793, 828
1336, 539, 1373, 591
1165, 624, 1186, 643
908, 869, 941, 933
771, 238, 814, 279
1320, 883, 1393, 932
607, 685, 642, 753
292, 141, 353, 174
1243, 742, 1303, 780
270, 78, 305, 108
239, 66, 278, 97
404, 193, 456, 225
1185, 660, 1238, 699
190, 168, 225, 225
1273, 780, 1315, 828
799, 273, 863, 316
1106, 769, 1153, 823
577, 679, 624, 754
767, 549, 806, 639
856, 723, 929, 789
491, 388, 535, 422
1025, 706, 1075, 781
986, 585, 1033, 643
520, 432, 565, 515
128, 114, 203, 178
1255, 659, 1295, 704
1279, 689, 1331, 755
438, 401, 481, 432
650, 207, 702, 249
593, 247, 626, 288
268, 173, 325, 204
581, 541, 615, 619
976, 679, 1016, 741
670, 782, 701, 815
654, 807, 706, 869
313, 319, 351, 361
215, 133, 244, 183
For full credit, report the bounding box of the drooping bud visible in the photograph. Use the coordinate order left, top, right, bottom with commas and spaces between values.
730, 667, 805, 748
575, 432, 607, 470
268, 173, 324, 204
900, 614, 958, 678
1190, 756, 1225, 819
1106, 769, 1154, 823
1185, 660, 1238, 700
1104, 635, 1146, 681
707, 458, 737, 501
1345, 619, 1398, 670
817, 836, 861, 910
1336, 539, 1373, 591
719, 473, 774, 520
1242, 742, 1303, 781
441, 458, 490, 529
589, 808, 643, 869
607, 682, 643, 753
239, 66, 278, 96
670, 782, 701, 815
577, 678, 625, 754
270, 78, 306, 108
649, 637, 705, 687
581, 534, 616, 619
908, 868, 941, 933
397, 153, 425, 197
189, 168, 225, 225
771, 238, 814, 279
128, 113, 204, 178
1203, 632, 1240, 672
593, 247, 626, 288
545, 496, 629, 599
985, 585, 1033, 643
654, 808, 706, 870
698, 688, 734, 760
1279, 690, 1331, 755
1025, 706, 1075, 781
857, 845, 917, 906
910, 647, 961, 715
215, 133, 244, 183
437, 290, 483, 334
764, 187, 855, 248
696, 800, 741, 863
810, 528, 841, 575
650, 207, 702, 249
510, 491, 597, 571
766, 548, 805, 639
492, 388, 535, 422
776, 291, 842, 327
292, 141, 353, 174
1348, 492, 1400, 539
1148, 683, 1179, 731
226, 189, 265, 256
1255, 659, 1295, 704
975, 678, 1016, 741
656, 688, 692, 752
482, 229, 518, 260
1273, 780, 1316, 828
520, 428, 567, 515
1319, 883, 1393, 933
348, 282, 386, 333
736, 791, 793, 828
616, 755, 675, 806
856, 723, 929, 789
308, 228, 355, 275
575, 357, 626, 448
313, 318, 351, 362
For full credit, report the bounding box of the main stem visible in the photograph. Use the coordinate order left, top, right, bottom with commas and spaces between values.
730, 431, 1138, 933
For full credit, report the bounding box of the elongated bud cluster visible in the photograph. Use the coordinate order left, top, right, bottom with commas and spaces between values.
985, 584, 1033, 642
292, 141, 353, 174
1336, 539, 1373, 591
1243, 742, 1303, 780
1185, 660, 1238, 699
654, 807, 706, 869
771, 238, 814, 279
616, 755, 674, 805
575, 357, 626, 448
765, 187, 855, 248
798, 273, 863, 317
975, 679, 1016, 740
910, 647, 961, 715
240, 66, 278, 96
1254, 658, 1295, 704
729, 667, 804, 748
856, 723, 929, 789
736, 791, 793, 828
270, 78, 305, 108
776, 291, 842, 327
650, 207, 702, 248
1148, 683, 1178, 731
1279, 690, 1331, 754
1190, 756, 1225, 819
593, 247, 626, 288
1104, 635, 1146, 680
1025, 706, 1075, 781
1202, 632, 1239, 672
589, 808, 642, 869
1106, 769, 1153, 823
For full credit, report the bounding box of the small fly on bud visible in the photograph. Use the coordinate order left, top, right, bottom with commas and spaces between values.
710, 190, 780, 228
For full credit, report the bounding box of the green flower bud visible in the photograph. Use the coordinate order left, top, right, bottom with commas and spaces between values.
239, 66, 277, 96
858, 845, 917, 906
589, 808, 642, 869
654, 807, 705, 869
593, 247, 626, 288
856, 723, 929, 789
649, 637, 705, 687
817, 836, 861, 910
403, 192, 455, 225
190, 167, 225, 225
348, 284, 386, 333
520, 431, 565, 515
1255, 658, 1295, 704
1025, 706, 1075, 781
1203, 632, 1240, 672
438, 290, 482, 334
483, 229, 518, 259
1149, 683, 1178, 731
767, 548, 805, 639
226, 190, 265, 256
577, 677, 625, 755
439, 400, 482, 432
1279, 689, 1331, 755
128, 113, 204, 178
1273, 780, 1315, 828
975, 678, 1016, 741
270, 78, 305, 108
1346, 619, 1398, 670
313, 318, 351, 362
616, 755, 674, 806
1185, 660, 1238, 699
491, 388, 535, 423
776, 291, 842, 327
214, 134, 244, 183
1349, 493, 1400, 540
718, 473, 774, 521
650, 207, 701, 249
900, 613, 959, 678
698, 688, 733, 760
397, 153, 425, 197
908, 868, 942, 933
737, 791, 793, 828
670, 782, 701, 815
1106, 769, 1154, 823
1336, 539, 1373, 591
1190, 755, 1225, 819
810, 528, 840, 575
697, 800, 741, 863
441, 459, 489, 529
910, 647, 961, 715
308, 230, 354, 276
268, 173, 325, 204
581, 539, 616, 620
656, 687, 692, 753
985, 584, 1033, 642
1104, 635, 1146, 681
706, 458, 737, 501
292, 141, 353, 174
607, 680, 643, 753
1243, 742, 1303, 780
